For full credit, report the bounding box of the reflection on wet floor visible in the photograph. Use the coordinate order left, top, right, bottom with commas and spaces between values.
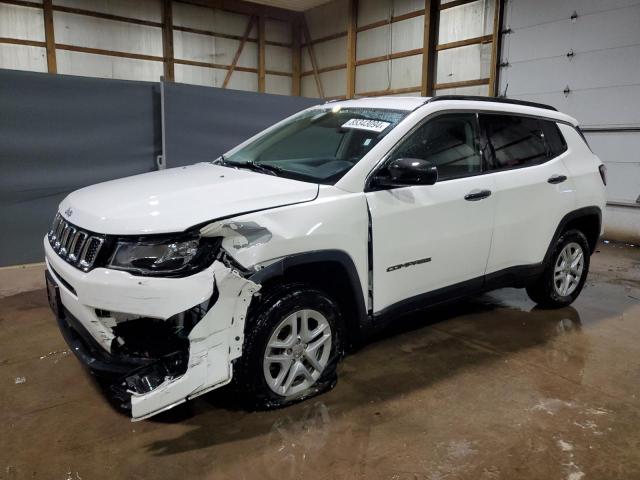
1, 242, 640, 479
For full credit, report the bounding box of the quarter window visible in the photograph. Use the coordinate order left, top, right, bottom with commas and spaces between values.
480, 114, 548, 170
389, 113, 482, 180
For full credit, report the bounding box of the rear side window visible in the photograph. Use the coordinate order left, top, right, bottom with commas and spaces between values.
480, 114, 547, 170
541, 120, 567, 157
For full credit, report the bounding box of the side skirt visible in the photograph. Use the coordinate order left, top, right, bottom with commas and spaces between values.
370, 263, 544, 329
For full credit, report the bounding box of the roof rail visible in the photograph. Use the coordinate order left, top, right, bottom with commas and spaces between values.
427, 95, 558, 112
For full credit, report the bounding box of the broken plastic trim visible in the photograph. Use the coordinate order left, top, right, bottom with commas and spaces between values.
201, 220, 272, 251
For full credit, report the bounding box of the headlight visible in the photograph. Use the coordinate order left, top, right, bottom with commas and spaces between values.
107, 236, 219, 277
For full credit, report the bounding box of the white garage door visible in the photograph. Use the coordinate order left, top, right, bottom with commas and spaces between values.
498, 0, 640, 241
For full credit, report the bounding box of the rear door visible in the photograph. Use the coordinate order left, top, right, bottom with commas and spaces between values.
479, 113, 576, 274
366, 112, 496, 314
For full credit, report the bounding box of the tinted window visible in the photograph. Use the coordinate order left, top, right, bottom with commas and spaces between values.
390, 113, 481, 180
542, 120, 567, 156
481, 114, 547, 170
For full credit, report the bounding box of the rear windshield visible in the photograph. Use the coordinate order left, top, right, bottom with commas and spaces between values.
222, 107, 407, 184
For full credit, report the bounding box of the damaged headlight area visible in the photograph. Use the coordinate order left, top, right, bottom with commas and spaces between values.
107, 235, 221, 277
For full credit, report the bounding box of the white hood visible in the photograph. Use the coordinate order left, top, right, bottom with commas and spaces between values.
59, 163, 319, 235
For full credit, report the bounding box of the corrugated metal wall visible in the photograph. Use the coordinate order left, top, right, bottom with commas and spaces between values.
499, 0, 640, 241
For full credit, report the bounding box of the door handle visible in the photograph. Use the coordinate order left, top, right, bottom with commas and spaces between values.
547, 174, 567, 184
464, 189, 492, 201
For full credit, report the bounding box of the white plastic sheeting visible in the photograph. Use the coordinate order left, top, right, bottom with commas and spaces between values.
0, 4, 45, 42
438, 0, 494, 44
53, 12, 163, 56
54, 0, 161, 22
56, 50, 163, 81
172, 3, 257, 40
0, 44, 47, 73
174, 63, 258, 91
436, 43, 492, 85
356, 55, 422, 94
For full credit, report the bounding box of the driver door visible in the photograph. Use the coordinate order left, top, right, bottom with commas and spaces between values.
365, 112, 496, 314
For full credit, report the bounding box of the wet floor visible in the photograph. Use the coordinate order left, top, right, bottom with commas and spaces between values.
2, 242, 640, 479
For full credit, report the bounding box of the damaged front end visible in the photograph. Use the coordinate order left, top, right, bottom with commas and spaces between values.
54, 260, 259, 421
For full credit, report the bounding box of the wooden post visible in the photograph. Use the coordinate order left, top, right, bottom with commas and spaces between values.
488, 0, 504, 96
43, 0, 57, 74
421, 0, 437, 96
346, 0, 357, 98
291, 16, 301, 96
302, 17, 324, 98
223, 16, 255, 88
161, 0, 174, 81
258, 14, 266, 93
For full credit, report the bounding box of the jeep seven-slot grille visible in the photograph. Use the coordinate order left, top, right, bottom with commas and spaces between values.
48, 213, 105, 272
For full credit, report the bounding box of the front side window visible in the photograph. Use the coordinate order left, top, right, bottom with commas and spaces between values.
480, 114, 548, 170
223, 107, 407, 184
387, 113, 482, 180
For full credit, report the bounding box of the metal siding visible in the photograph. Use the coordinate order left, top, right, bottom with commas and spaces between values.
266, 74, 292, 95
265, 44, 292, 72
304, 0, 348, 39
438, 0, 494, 44
265, 18, 292, 44
172, 3, 256, 39
436, 42, 492, 84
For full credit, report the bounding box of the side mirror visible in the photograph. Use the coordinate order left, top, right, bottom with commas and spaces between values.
372, 158, 438, 189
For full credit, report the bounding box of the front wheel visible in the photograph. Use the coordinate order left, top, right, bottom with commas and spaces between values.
232, 284, 344, 409
526, 229, 590, 308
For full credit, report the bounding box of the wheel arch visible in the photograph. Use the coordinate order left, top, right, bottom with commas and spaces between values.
545, 206, 602, 264
249, 250, 370, 350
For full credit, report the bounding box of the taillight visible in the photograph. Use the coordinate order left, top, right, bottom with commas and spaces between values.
598, 164, 607, 185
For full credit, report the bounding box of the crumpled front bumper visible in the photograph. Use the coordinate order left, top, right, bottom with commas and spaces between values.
44, 237, 259, 420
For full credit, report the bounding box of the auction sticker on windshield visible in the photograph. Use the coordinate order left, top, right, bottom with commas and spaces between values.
342, 118, 391, 133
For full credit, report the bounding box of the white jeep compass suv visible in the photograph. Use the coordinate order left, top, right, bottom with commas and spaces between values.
44, 95, 606, 420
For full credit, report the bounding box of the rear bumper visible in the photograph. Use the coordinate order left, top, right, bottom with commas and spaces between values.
44, 237, 260, 420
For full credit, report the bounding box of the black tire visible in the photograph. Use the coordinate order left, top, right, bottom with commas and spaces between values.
232, 283, 344, 410
526, 229, 590, 308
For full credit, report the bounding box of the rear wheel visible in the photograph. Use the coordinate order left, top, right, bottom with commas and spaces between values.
526, 229, 590, 308
233, 283, 343, 409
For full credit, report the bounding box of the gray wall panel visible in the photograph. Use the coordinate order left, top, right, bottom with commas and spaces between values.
0, 69, 161, 266
163, 82, 320, 167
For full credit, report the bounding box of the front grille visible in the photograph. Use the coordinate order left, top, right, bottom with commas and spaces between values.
48, 213, 105, 272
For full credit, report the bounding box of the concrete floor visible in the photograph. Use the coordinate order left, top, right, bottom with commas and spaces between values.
1, 242, 640, 480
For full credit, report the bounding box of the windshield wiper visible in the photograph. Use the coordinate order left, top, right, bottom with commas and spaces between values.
224, 159, 282, 176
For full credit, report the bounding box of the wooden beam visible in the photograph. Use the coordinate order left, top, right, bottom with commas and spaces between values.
357, 9, 424, 33
0, 37, 46, 47
56, 44, 164, 62
488, 0, 504, 96
439, 0, 478, 10
437, 34, 493, 51
433, 77, 489, 90
223, 16, 254, 88
291, 16, 301, 96
258, 14, 266, 93
346, 0, 357, 99
302, 16, 324, 98
52, 5, 163, 27
161, 0, 174, 81
0, 0, 43, 8
301, 64, 346, 77
356, 48, 423, 67
301, 30, 347, 48
421, 0, 438, 96
43, 0, 56, 73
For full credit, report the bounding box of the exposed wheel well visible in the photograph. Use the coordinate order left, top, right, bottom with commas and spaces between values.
255, 260, 366, 350
562, 213, 601, 253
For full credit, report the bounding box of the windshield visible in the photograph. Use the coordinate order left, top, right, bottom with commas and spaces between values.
222, 107, 408, 184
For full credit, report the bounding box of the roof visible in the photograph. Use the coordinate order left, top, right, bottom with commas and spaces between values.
317, 96, 428, 111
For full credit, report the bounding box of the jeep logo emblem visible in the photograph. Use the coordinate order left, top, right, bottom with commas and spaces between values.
64, 207, 73, 218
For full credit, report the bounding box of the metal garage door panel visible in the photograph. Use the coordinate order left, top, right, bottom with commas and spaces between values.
507, 0, 639, 29
505, 44, 640, 96
601, 161, 640, 204
507, 4, 640, 63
